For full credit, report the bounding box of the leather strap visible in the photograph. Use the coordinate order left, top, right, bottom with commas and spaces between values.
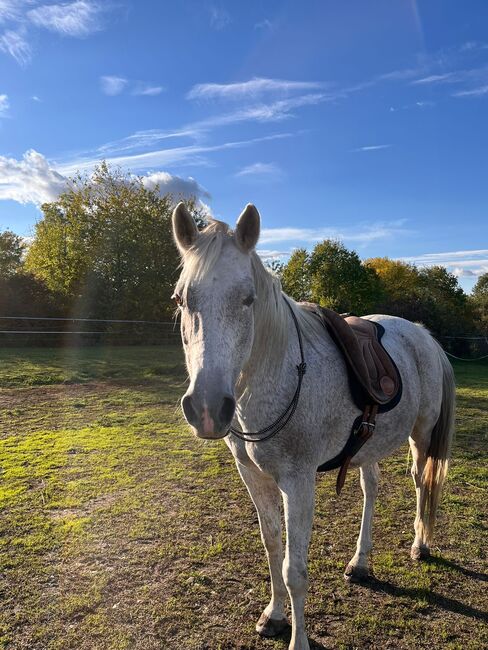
318, 404, 378, 494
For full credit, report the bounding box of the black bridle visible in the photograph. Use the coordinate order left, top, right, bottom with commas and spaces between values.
227, 297, 307, 443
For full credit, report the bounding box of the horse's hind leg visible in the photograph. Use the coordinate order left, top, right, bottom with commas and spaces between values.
236, 462, 289, 638
344, 463, 380, 582
409, 434, 430, 560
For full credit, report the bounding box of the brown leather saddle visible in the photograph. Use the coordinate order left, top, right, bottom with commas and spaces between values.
301, 304, 402, 494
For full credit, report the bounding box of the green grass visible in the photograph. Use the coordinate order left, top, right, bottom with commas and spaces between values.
0, 348, 486, 650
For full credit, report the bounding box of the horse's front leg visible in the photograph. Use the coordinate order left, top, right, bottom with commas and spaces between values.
236, 462, 289, 637
344, 463, 379, 582
280, 474, 315, 650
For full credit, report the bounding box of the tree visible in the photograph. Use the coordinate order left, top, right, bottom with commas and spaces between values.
471, 272, 488, 334
364, 257, 420, 302
0, 229, 25, 279
281, 249, 311, 302
25, 163, 200, 320
308, 240, 380, 314
0, 273, 63, 317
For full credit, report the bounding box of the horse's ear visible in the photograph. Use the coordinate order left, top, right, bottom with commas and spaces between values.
172, 202, 199, 254
235, 204, 260, 252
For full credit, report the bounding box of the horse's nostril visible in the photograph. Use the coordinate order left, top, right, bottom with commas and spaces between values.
220, 395, 236, 427
182, 394, 199, 427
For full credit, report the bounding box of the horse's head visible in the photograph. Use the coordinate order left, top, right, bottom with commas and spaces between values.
172, 202, 261, 439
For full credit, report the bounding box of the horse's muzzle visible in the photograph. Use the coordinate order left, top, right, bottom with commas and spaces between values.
181, 392, 236, 439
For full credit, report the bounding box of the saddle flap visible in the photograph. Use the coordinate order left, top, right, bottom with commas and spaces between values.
301, 304, 401, 407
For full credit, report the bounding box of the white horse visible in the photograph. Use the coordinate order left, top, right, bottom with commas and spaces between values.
171, 202, 455, 650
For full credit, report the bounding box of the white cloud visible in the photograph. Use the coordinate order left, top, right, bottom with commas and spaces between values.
95, 129, 199, 156
260, 221, 409, 246
0, 1, 24, 23
353, 144, 391, 152
190, 93, 329, 130
101, 77, 165, 97
411, 72, 460, 85
187, 77, 324, 101
141, 171, 210, 201
236, 162, 282, 179
0, 28, 31, 65
57, 132, 294, 175
208, 5, 231, 30
0, 149, 213, 210
0, 93, 9, 116
256, 248, 290, 262
27, 0, 102, 37
100, 75, 128, 96
254, 19, 273, 31
0, 149, 68, 204
398, 249, 488, 277
132, 84, 164, 96
453, 84, 488, 97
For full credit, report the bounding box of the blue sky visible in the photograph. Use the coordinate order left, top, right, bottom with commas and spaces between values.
1, 1, 488, 291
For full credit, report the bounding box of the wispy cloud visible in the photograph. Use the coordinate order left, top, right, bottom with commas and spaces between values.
191, 93, 330, 129
411, 72, 460, 85
0, 0, 112, 65
0, 28, 31, 65
0, 1, 24, 23
27, 0, 102, 37
208, 4, 231, 30
254, 18, 273, 31
353, 144, 391, 152
398, 249, 488, 277
56, 132, 294, 176
187, 77, 324, 101
100, 75, 128, 96
260, 220, 410, 246
132, 84, 165, 96
101, 76, 165, 97
0, 93, 9, 116
453, 84, 488, 97
236, 162, 283, 179
410, 63, 488, 97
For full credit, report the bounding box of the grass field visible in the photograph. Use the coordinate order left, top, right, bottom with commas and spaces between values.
0, 346, 486, 650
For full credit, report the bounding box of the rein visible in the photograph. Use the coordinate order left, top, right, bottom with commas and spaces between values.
227, 298, 307, 443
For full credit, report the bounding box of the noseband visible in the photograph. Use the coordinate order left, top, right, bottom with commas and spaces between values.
227, 297, 307, 443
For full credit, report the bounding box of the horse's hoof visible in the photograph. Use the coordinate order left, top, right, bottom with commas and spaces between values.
344, 563, 372, 583
411, 545, 430, 561
256, 612, 290, 638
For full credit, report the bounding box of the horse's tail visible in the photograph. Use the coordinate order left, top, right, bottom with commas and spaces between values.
419, 343, 456, 545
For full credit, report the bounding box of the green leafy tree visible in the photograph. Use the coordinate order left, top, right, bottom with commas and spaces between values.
308, 240, 380, 314
25, 163, 200, 319
0, 229, 25, 279
471, 272, 488, 334
281, 248, 311, 302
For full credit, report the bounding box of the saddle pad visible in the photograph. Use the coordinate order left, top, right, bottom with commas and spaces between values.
301, 303, 402, 411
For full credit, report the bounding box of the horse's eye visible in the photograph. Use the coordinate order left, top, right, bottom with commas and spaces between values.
243, 295, 255, 307
172, 292, 183, 307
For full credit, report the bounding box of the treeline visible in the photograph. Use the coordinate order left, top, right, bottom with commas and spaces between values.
275, 242, 487, 353
0, 164, 487, 350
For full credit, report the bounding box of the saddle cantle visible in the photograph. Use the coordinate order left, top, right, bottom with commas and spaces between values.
301, 304, 402, 494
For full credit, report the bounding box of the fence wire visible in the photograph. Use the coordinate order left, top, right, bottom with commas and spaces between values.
0, 316, 486, 360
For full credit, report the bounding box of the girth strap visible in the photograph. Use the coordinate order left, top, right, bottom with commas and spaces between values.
317, 405, 378, 494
